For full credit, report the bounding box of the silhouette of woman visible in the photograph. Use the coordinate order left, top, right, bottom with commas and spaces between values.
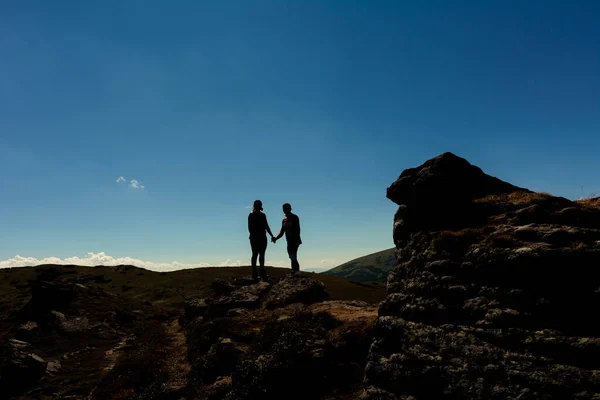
248, 200, 274, 281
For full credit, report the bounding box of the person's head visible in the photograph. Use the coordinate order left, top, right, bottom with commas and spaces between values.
282, 203, 292, 215
253, 200, 263, 212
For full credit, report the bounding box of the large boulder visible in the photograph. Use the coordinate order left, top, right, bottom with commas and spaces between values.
185, 281, 271, 321
263, 273, 329, 310
366, 153, 600, 399
387, 152, 529, 237
386, 152, 527, 207
209, 282, 271, 317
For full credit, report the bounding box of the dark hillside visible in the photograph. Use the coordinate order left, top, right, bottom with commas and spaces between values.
323, 248, 396, 282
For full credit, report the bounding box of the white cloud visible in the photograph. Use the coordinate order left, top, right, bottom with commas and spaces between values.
244, 206, 252, 209
320, 259, 328, 264
217, 259, 242, 267
116, 176, 145, 189
0, 252, 243, 272
129, 179, 145, 189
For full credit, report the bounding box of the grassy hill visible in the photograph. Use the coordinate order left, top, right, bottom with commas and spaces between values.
323, 248, 397, 282
0, 264, 386, 331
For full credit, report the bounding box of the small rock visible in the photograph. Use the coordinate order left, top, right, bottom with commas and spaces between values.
224, 308, 247, 317
50, 310, 67, 324
359, 386, 398, 400
60, 316, 90, 333
46, 360, 61, 375
514, 246, 533, 254
17, 322, 39, 334
185, 298, 210, 321
7, 339, 31, 350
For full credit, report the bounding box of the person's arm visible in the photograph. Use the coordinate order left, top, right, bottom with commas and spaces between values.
274, 219, 285, 241
264, 214, 274, 238
248, 214, 252, 235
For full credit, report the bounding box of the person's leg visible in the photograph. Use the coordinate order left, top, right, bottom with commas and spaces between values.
259, 250, 268, 280
292, 243, 300, 271
255, 237, 267, 280
259, 239, 268, 280
259, 244, 266, 268
250, 239, 259, 280
287, 243, 300, 272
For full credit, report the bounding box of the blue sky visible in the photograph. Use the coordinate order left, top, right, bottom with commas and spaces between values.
1, 1, 599, 270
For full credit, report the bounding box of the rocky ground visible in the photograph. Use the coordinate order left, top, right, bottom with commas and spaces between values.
364, 152, 600, 399
0, 268, 381, 399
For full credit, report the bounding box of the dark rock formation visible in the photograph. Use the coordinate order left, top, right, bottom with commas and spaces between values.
263, 272, 329, 309
366, 152, 600, 399
210, 281, 271, 316
388, 152, 529, 243
184, 274, 376, 399
185, 282, 272, 320
211, 278, 238, 296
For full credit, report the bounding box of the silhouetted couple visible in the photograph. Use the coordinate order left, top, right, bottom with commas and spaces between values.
248, 200, 302, 281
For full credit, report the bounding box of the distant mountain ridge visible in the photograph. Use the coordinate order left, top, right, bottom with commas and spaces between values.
323, 248, 396, 282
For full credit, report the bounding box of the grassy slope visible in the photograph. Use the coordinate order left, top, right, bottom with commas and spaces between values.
0, 264, 386, 327
323, 248, 397, 282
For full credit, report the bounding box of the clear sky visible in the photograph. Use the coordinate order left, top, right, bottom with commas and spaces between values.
1, 1, 599, 271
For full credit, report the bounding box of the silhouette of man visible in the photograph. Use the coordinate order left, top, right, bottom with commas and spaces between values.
248, 200, 274, 281
272, 203, 302, 272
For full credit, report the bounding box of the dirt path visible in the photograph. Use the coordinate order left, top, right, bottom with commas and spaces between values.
163, 318, 190, 393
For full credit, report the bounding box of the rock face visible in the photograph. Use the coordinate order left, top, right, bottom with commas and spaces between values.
365, 152, 600, 399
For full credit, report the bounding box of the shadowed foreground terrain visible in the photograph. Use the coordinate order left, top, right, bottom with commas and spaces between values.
2, 151, 600, 399
0, 265, 384, 399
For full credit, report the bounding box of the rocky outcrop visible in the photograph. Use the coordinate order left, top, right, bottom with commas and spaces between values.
185, 281, 272, 320
365, 152, 600, 399
184, 274, 375, 399
185, 273, 329, 322
263, 272, 329, 309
